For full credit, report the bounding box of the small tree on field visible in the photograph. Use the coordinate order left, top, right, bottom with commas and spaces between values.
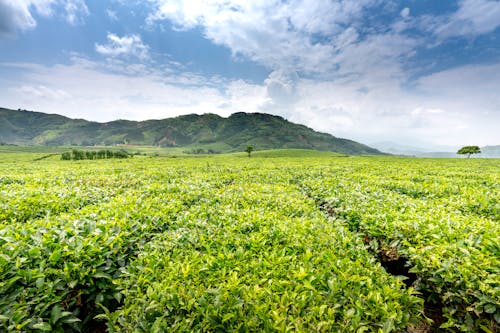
245, 146, 253, 157
457, 146, 481, 158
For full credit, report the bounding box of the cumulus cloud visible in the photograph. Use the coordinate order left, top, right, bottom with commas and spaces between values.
95, 33, 150, 60
0, 0, 89, 36
255, 60, 500, 147
145, 0, 499, 86
0, 1, 37, 36
261, 69, 300, 115
144, 0, 425, 110
146, 0, 387, 75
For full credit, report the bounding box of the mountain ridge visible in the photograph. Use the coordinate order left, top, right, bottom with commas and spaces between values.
0, 107, 383, 155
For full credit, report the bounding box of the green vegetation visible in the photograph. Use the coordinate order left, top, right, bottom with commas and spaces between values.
457, 146, 481, 158
233, 148, 347, 158
0, 108, 382, 155
0, 151, 498, 332
182, 148, 220, 155
61, 149, 131, 160
300, 157, 499, 332
245, 145, 253, 157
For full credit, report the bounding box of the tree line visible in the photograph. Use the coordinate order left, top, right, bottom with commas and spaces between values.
61, 149, 131, 160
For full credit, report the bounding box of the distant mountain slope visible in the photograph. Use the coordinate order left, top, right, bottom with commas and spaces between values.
371, 141, 500, 158
480, 145, 500, 157
0, 108, 383, 155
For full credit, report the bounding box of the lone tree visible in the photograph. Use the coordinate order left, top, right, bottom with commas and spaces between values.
457, 145, 481, 158
245, 145, 253, 157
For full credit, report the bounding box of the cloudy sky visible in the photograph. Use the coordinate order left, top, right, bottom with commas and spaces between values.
1, 0, 499, 149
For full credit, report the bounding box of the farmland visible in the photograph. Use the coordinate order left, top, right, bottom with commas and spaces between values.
0, 150, 498, 332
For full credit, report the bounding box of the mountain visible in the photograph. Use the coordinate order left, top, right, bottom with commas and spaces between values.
370, 141, 435, 156
480, 145, 500, 158
0, 108, 383, 155
370, 141, 459, 156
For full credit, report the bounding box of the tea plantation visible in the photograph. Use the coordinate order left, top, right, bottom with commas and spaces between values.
0, 151, 498, 332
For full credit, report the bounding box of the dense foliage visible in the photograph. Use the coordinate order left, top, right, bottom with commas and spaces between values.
0, 152, 498, 332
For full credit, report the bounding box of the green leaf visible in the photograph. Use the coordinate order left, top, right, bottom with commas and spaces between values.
50, 305, 64, 324
479, 325, 494, 333
49, 250, 61, 263
32, 322, 52, 331
484, 303, 496, 314
68, 280, 78, 288
93, 271, 112, 280
61, 317, 81, 324
381, 318, 394, 333
36, 277, 45, 289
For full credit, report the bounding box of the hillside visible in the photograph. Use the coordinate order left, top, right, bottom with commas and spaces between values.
0, 108, 382, 155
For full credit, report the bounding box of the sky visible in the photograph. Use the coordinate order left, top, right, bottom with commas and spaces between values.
1, 0, 499, 150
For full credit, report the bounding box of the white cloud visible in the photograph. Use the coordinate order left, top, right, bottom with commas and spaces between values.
427, 0, 500, 38
106, 9, 118, 21
414, 63, 500, 124
64, 0, 89, 25
146, 0, 386, 75
145, 0, 498, 87
0, 57, 261, 122
258, 62, 500, 147
0, 0, 88, 36
222, 79, 267, 116
0, 1, 37, 35
285, 0, 374, 35
145, 0, 423, 110
400, 7, 410, 19
261, 69, 300, 114
95, 33, 150, 60
15, 84, 71, 100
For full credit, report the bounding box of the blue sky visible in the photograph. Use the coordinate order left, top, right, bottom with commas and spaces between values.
1, 0, 499, 149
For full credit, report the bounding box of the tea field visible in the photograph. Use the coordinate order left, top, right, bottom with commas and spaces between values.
0, 150, 498, 332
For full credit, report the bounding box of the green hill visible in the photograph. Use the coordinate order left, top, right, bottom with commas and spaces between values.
0, 108, 383, 155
